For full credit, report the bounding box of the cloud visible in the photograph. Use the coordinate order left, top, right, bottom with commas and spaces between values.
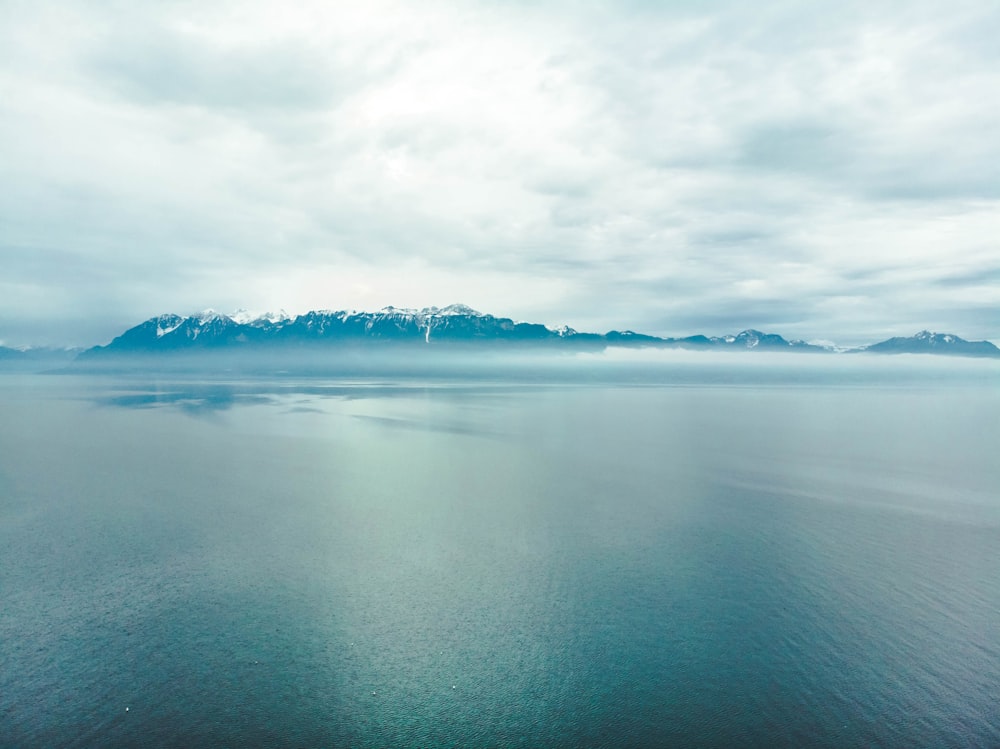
1, 0, 998, 346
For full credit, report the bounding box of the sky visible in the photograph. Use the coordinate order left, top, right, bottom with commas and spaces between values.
2, 0, 999, 347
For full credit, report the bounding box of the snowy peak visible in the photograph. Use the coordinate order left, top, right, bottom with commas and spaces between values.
72, 308, 1000, 362
863, 331, 999, 357
709, 329, 800, 350
915, 330, 956, 344
421, 304, 483, 317
154, 314, 184, 338
231, 309, 292, 326
735, 330, 764, 348
371, 304, 484, 321
194, 309, 227, 325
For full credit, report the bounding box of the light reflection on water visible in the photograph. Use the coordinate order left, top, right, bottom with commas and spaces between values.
0, 365, 998, 748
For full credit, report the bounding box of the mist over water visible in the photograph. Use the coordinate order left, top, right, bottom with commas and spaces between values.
2, 358, 999, 747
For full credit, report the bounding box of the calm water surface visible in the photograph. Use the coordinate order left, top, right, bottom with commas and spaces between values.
1, 358, 999, 747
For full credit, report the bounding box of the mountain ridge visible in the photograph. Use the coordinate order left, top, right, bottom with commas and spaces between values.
69, 306, 1000, 361
857, 330, 1000, 357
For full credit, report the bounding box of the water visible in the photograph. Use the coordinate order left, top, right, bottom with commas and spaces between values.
1, 357, 999, 747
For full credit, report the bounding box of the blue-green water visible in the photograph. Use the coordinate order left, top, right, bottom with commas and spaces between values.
2, 358, 999, 747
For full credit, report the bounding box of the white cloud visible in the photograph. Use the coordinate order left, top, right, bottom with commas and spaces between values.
1, 0, 998, 346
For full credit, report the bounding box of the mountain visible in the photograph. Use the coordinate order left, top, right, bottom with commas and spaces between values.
707, 329, 822, 351
0, 346, 81, 371
860, 331, 1000, 358
77, 305, 572, 358
52, 306, 998, 371
75, 305, 838, 363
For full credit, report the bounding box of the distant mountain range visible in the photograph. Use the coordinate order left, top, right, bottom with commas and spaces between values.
63, 304, 998, 361
0, 345, 80, 370
858, 330, 1000, 357
3, 305, 997, 372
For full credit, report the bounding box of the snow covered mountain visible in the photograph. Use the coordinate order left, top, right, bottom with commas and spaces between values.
68, 306, 999, 364
859, 331, 1000, 357
78, 304, 571, 359
707, 329, 820, 350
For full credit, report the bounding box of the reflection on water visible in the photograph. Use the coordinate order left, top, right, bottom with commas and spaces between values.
93, 387, 274, 413
1, 365, 999, 748
351, 413, 500, 437
88, 380, 543, 412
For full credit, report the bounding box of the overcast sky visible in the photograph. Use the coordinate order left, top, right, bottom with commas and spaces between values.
3, 0, 999, 347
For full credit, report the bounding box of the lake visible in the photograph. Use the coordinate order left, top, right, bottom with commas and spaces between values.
2, 353, 999, 747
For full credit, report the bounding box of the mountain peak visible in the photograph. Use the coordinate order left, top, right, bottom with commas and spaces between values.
710, 329, 792, 349
194, 309, 227, 325
231, 309, 292, 325
154, 314, 184, 338
440, 304, 482, 316
65, 308, 1000, 366
862, 331, 997, 357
